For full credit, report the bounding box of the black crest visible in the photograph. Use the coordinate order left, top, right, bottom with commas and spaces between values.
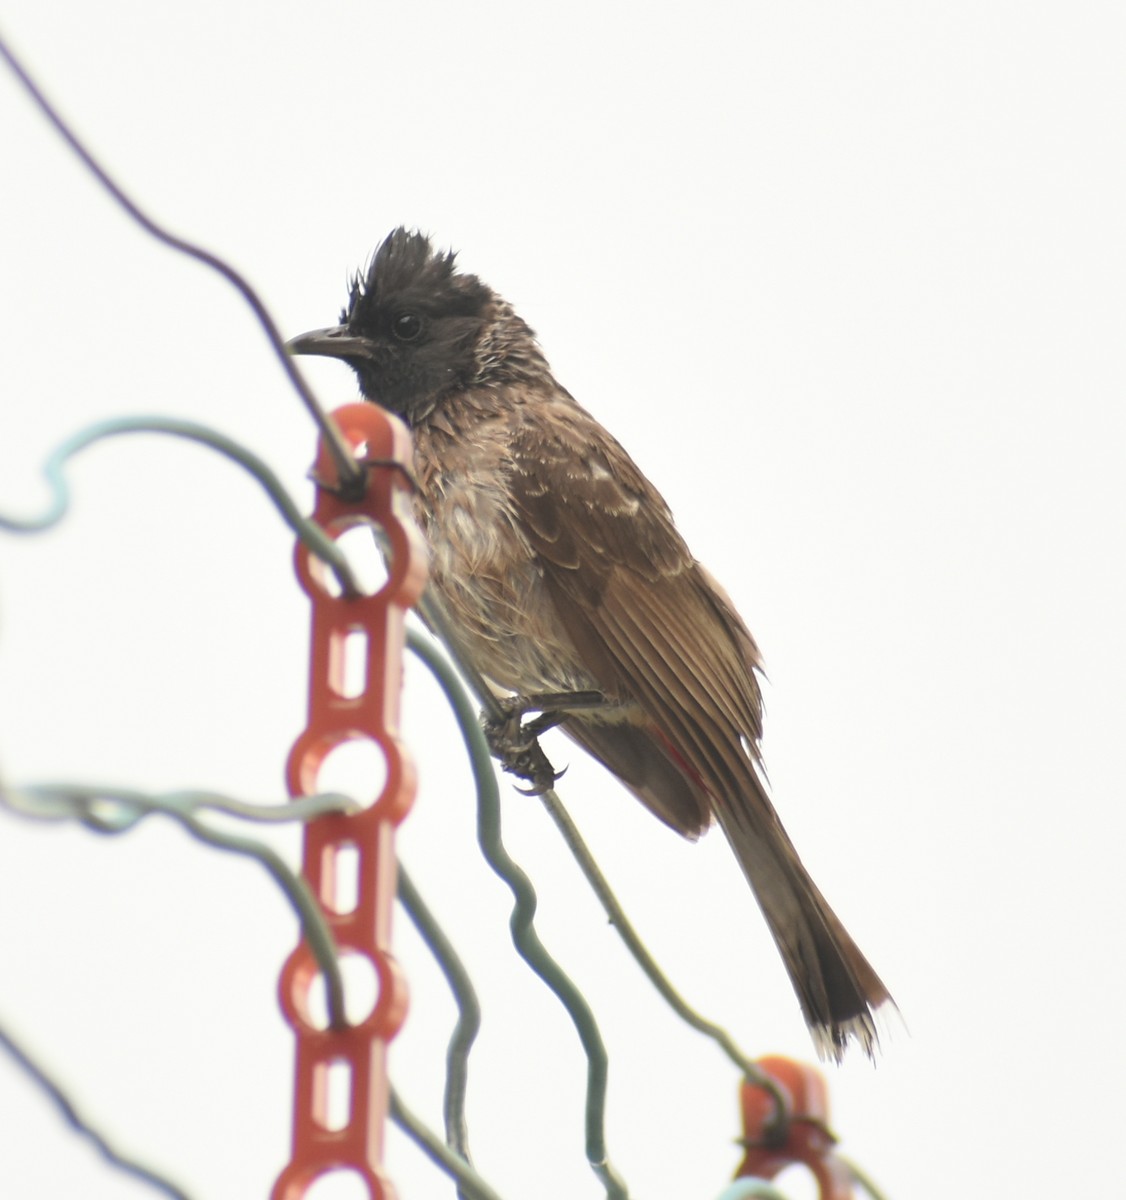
342, 227, 492, 328
290, 227, 547, 422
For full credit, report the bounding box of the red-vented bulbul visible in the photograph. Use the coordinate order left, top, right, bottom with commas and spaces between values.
289, 228, 892, 1060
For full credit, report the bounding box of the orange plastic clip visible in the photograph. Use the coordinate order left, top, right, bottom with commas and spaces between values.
735, 1056, 857, 1200
272, 403, 427, 1200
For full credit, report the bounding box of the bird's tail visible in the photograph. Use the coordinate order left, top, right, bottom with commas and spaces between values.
711, 785, 893, 1062
565, 717, 892, 1060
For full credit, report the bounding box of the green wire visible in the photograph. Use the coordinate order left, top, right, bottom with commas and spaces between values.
407, 628, 630, 1200
0, 415, 360, 598
395, 863, 482, 1176
389, 1086, 505, 1200
2, 783, 351, 1032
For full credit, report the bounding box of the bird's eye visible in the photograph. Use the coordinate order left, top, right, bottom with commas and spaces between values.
392, 312, 423, 341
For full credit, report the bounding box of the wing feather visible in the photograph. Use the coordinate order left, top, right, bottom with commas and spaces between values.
507, 400, 766, 807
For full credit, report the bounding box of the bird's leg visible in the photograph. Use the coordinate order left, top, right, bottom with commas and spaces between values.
483, 690, 608, 795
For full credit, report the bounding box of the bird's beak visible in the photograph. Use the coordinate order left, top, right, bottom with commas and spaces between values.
286, 325, 378, 362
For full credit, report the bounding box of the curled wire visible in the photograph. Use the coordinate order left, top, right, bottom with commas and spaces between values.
0, 782, 355, 1031
407, 628, 630, 1200
0, 29, 364, 499
0, 415, 360, 598
395, 863, 482, 1181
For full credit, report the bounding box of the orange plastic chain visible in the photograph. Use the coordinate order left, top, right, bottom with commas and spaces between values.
272, 403, 427, 1200
735, 1056, 858, 1199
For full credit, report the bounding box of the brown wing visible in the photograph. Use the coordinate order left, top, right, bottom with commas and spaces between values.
506, 395, 766, 813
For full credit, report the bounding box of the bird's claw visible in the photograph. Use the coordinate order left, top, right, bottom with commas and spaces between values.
513, 756, 568, 797
483, 697, 567, 795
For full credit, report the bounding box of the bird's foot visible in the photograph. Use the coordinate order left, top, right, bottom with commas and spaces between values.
482, 690, 605, 795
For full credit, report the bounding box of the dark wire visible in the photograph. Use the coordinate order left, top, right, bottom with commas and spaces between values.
0, 1016, 192, 1200
0, 27, 365, 500
0, 1006, 512, 1200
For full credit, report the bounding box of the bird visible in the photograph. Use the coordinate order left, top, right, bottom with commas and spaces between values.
288, 227, 892, 1060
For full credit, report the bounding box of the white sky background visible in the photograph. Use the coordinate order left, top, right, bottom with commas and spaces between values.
1, 3, 1124, 1197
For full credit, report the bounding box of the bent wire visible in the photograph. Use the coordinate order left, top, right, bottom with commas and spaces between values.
0, 415, 359, 599
1, 782, 353, 1031
407, 627, 630, 1200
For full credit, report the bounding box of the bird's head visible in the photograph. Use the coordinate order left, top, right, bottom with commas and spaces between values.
288, 227, 496, 424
